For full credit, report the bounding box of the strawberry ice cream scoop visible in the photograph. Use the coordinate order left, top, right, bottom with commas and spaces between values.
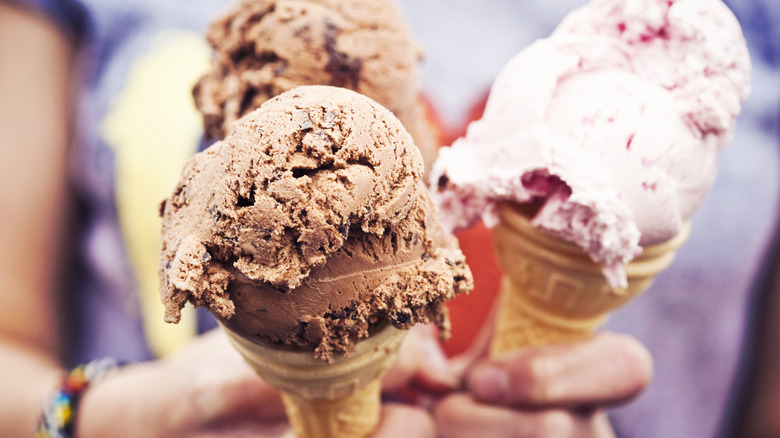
431, 0, 750, 288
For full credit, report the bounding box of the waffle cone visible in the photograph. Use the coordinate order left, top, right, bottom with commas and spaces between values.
489, 203, 690, 356
221, 323, 405, 438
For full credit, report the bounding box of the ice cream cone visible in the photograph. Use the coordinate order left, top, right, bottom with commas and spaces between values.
221, 322, 406, 438
489, 203, 690, 356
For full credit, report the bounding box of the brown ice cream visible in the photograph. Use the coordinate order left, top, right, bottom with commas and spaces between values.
192, 0, 438, 174
160, 85, 472, 361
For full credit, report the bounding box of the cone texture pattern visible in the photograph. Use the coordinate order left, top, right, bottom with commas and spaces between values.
489, 203, 690, 356
222, 323, 406, 438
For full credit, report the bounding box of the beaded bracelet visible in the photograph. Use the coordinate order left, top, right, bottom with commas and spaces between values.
34, 358, 122, 438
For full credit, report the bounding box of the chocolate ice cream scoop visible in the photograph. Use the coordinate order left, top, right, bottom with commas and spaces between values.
160, 85, 472, 360
192, 0, 436, 171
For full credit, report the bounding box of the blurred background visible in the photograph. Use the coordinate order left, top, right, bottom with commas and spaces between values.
2, 0, 777, 436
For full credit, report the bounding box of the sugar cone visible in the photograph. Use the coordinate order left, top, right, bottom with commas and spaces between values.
489, 203, 690, 356
221, 322, 406, 438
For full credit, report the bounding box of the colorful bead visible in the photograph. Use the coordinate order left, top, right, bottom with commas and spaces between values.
34, 358, 121, 438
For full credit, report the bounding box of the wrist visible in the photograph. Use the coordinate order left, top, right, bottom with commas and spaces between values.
35, 358, 122, 438
77, 360, 162, 438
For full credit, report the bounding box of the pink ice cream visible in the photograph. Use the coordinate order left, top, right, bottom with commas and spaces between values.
431, 0, 750, 287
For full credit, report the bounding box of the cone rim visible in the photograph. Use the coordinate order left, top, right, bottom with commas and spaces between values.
219, 320, 403, 367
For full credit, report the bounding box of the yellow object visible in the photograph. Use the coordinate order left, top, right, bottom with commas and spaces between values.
489, 203, 690, 356
221, 323, 406, 438
100, 30, 212, 357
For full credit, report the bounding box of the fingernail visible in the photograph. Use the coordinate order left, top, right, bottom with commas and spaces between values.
469, 365, 508, 402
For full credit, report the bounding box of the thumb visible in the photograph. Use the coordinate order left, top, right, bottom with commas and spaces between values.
466, 332, 653, 408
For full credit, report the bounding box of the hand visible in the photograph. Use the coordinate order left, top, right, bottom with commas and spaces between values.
434, 333, 653, 437
78, 330, 287, 437
77, 329, 435, 438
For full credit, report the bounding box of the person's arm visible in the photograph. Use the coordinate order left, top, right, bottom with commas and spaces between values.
0, 2, 75, 435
